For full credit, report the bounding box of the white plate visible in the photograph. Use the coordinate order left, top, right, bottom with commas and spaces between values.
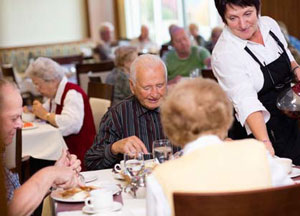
81, 173, 98, 183
22, 122, 38, 130
51, 183, 121, 203
82, 202, 122, 214
288, 167, 300, 178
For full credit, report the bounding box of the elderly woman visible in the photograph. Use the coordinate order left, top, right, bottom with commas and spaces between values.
25, 57, 96, 166
105, 46, 138, 105
146, 79, 292, 216
212, 0, 300, 163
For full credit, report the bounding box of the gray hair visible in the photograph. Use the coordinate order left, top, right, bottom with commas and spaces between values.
99, 22, 114, 33
130, 54, 167, 84
25, 57, 65, 81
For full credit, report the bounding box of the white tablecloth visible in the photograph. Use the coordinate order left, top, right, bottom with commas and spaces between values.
57, 169, 146, 216
22, 122, 67, 160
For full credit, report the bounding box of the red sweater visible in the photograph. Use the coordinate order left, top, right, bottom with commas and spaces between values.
56, 83, 96, 169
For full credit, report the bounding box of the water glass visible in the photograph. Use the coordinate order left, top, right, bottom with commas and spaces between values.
189, 68, 200, 78
152, 139, 173, 163
124, 152, 145, 180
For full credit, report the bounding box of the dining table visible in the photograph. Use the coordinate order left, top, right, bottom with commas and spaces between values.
22, 121, 67, 161
52, 169, 147, 216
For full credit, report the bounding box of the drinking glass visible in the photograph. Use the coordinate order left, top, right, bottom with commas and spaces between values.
189, 68, 200, 78
124, 152, 145, 198
152, 139, 173, 163
124, 152, 145, 181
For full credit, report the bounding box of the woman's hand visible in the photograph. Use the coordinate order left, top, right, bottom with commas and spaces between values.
32, 100, 48, 120
263, 140, 275, 156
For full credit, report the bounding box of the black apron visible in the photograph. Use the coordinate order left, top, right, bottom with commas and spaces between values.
228, 31, 300, 165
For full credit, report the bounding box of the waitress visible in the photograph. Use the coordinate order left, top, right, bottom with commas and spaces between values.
212, 0, 300, 164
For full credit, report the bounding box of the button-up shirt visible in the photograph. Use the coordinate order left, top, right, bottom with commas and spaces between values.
84, 96, 166, 170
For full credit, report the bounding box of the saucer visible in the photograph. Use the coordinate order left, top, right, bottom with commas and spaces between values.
289, 167, 300, 178
82, 202, 122, 214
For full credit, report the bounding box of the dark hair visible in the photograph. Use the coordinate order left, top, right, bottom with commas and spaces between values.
214, 0, 261, 24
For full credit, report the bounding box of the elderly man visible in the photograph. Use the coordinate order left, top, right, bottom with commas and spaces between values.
94, 22, 117, 61
0, 79, 81, 216
85, 54, 168, 170
163, 26, 211, 81
130, 25, 158, 53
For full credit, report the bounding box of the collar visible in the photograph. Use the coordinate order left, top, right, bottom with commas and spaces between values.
183, 135, 222, 155
223, 16, 271, 49
132, 96, 160, 118
54, 76, 68, 105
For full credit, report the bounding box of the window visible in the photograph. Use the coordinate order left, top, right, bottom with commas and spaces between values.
124, 0, 221, 45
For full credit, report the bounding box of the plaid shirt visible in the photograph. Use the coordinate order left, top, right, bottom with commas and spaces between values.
4, 167, 20, 201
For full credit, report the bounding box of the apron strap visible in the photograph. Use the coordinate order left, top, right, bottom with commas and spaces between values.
244, 46, 264, 68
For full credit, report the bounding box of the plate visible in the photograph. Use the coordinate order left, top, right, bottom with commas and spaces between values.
51, 190, 88, 202
288, 167, 300, 178
51, 183, 121, 203
82, 202, 122, 214
22, 122, 38, 130
81, 173, 98, 183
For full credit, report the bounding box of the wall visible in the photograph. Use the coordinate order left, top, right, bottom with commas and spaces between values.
87, 0, 116, 42
261, 0, 300, 38
0, 0, 88, 48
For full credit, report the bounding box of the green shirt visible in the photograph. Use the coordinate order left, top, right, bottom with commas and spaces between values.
164, 46, 211, 80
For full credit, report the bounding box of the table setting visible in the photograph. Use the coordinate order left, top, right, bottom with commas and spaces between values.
21, 111, 67, 161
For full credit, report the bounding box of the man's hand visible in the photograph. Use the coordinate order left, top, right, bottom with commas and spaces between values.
51, 166, 81, 189
55, 149, 81, 174
111, 136, 148, 155
32, 100, 48, 120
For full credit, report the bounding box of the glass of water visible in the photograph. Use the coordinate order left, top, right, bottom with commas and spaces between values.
124, 152, 145, 180
152, 139, 173, 163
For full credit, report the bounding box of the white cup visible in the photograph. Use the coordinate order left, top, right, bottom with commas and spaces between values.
84, 189, 113, 211
22, 112, 35, 122
274, 157, 292, 174
114, 160, 125, 173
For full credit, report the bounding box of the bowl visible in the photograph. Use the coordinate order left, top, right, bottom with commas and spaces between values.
22, 112, 35, 122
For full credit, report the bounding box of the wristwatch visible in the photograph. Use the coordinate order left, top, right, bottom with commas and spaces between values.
46, 113, 51, 122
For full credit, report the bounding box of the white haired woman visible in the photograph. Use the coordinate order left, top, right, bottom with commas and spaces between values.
146, 78, 293, 216
25, 57, 95, 168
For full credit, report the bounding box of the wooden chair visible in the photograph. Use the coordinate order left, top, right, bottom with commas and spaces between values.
87, 81, 114, 103
1, 64, 17, 82
174, 183, 300, 216
76, 60, 114, 92
51, 54, 83, 65
89, 97, 111, 132
202, 69, 218, 82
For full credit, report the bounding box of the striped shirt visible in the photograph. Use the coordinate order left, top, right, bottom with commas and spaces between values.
84, 96, 166, 170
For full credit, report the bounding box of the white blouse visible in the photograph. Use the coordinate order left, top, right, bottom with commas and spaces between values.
212, 16, 294, 134
43, 76, 84, 136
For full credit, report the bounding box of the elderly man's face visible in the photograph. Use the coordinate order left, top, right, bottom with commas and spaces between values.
100, 27, 112, 43
130, 63, 167, 110
172, 29, 191, 58
0, 86, 23, 146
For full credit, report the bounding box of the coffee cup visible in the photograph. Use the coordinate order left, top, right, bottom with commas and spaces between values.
84, 189, 113, 211
114, 160, 124, 173
274, 157, 292, 174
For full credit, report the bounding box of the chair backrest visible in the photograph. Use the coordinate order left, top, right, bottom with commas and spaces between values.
1, 64, 17, 83
174, 183, 300, 216
76, 61, 114, 92
3, 128, 22, 178
89, 97, 111, 132
202, 69, 217, 82
51, 54, 83, 65
88, 81, 114, 103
